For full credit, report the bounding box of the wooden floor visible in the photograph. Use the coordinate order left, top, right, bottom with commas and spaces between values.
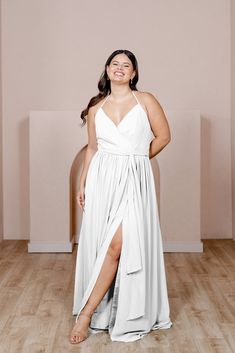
0, 239, 234, 353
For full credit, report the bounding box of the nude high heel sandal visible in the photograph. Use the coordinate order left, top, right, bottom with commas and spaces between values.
69, 312, 92, 344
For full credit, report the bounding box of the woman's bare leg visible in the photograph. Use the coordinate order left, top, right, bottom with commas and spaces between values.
70, 224, 123, 344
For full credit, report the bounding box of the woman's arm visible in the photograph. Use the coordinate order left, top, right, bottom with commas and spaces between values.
143, 92, 171, 159
79, 106, 98, 189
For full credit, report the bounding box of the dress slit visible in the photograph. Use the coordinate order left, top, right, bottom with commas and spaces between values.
75, 208, 126, 326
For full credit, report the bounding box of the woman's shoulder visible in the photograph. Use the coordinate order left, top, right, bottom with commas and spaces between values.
88, 96, 106, 118
136, 90, 163, 110
134, 90, 158, 101
134, 90, 161, 112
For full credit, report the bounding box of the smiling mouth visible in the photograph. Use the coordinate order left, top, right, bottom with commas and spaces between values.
114, 72, 124, 77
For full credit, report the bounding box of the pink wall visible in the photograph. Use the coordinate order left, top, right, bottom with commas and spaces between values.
0, 0, 233, 240
231, 0, 235, 240
0, 1, 3, 242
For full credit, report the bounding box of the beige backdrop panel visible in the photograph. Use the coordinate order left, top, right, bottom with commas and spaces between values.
28, 110, 202, 253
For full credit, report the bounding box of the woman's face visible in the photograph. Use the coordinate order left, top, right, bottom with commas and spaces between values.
106, 54, 136, 84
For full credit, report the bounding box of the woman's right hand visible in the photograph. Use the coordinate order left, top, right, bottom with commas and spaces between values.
76, 187, 85, 211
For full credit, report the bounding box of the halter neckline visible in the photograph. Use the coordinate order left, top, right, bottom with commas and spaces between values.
98, 91, 141, 128
100, 90, 140, 108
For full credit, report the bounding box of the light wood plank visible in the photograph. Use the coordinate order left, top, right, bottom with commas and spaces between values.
0, 239, 235, 353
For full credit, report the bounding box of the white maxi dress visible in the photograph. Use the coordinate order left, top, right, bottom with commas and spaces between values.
72, 90, 172, 342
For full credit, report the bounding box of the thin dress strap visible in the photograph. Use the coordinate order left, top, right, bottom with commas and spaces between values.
132, 90, 140, 104
100, 94, 110, 108
100, 91, 139, 108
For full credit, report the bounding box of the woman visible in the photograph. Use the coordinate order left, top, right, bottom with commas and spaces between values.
70, 49, 172, 344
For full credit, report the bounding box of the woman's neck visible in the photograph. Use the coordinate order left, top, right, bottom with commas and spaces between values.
109, 84, 132, 101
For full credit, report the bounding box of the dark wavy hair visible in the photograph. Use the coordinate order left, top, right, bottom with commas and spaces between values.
80, 49, 139, 126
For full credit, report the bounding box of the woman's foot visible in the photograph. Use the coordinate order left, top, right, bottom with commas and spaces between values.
69, 312, 91, 344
